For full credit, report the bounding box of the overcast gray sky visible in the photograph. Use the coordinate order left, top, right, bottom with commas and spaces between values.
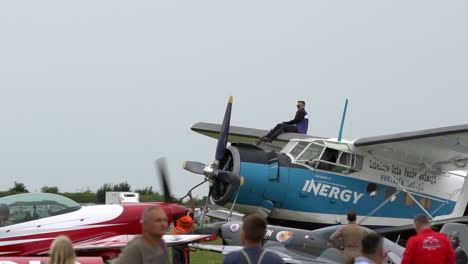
0, 1, 467, 198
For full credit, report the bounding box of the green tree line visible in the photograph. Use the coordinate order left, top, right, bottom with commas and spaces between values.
0, 181, 207, 206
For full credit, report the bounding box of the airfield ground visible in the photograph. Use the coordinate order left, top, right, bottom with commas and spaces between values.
167, 238, 224, 264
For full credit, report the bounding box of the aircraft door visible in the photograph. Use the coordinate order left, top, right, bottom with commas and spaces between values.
263, 153, 290, 208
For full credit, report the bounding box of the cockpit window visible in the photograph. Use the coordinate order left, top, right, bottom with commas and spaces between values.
0, 193, 81, 226
289, 141, 310, 159
285, 140, 363, 174
297, 143, 324, 162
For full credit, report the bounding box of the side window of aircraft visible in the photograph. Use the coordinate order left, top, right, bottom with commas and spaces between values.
385, 187, 398, 202
0, 193, 81, 225
316, 148, 339, 171
367, 183, 379, 197
338, 152, 351, 166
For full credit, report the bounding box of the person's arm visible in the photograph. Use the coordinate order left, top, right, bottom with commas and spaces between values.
401, 238, 415, 264
188, 192, 195, 216
329, 228, 342, 249
283, 111, 305, 125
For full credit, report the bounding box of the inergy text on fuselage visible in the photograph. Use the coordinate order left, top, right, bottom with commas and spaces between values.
302, 179, 364, 204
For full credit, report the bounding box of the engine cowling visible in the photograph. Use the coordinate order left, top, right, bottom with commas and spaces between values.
211, 146, 241, 206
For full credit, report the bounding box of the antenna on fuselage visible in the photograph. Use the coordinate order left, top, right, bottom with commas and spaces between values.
337, 99, 349, 142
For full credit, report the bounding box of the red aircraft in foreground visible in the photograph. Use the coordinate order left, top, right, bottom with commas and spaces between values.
0, 192, 216, 261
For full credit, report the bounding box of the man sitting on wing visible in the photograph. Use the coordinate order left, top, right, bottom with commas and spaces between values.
260, 100, 308, 143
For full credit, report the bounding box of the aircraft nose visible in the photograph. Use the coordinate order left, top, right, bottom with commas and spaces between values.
170, 203, 189, 217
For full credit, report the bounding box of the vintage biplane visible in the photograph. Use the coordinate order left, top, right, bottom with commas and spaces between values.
183, 97, 468, 229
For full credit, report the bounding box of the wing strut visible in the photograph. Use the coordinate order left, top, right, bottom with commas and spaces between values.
358, 155, 438, 225
227, 186, 242, 221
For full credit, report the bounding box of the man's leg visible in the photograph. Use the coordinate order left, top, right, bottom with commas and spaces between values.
265, 123, 283, 138
172, 244, 184, 264
269, 124, 297, 139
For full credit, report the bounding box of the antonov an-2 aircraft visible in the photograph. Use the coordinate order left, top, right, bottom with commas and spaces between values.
183, 97, 468, 229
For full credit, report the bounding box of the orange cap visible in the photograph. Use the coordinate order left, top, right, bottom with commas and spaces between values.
172, 216, 195, 234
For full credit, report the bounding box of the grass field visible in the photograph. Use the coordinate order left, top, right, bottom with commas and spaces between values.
168, 238, 225, 264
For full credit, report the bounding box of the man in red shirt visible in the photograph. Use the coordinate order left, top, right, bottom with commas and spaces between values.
402, 214, 455, 264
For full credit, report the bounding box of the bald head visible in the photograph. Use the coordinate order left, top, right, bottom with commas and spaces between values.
413, 214, 431, 233
141, 206, 168, 239
142, 206, 165, 223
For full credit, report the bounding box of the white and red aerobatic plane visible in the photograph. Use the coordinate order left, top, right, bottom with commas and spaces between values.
0, 193, 216, 261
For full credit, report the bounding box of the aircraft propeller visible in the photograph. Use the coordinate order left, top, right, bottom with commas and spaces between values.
182, 96, 244, 227
155, 157, 175, 203
182, 96, 244, 187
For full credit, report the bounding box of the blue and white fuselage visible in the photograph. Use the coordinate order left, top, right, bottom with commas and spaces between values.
218, 139, 468, 229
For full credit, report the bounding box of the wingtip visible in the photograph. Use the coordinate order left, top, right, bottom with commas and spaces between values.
182, 160, 187, 169
228, 96, 233, 103
239, 176, 244, 186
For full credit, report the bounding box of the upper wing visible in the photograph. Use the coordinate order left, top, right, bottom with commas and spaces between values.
191, 122, 324, 151
353, 124, 468, 171
72, 234, 217, 252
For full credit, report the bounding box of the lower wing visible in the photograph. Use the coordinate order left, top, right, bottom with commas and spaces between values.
73, 234, 217, 252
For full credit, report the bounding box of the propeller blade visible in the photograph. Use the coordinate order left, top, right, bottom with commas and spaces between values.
215, 96, 233, 163
217, 171, 244, 186
155, 158, 173, 203
182, 161, 207, 175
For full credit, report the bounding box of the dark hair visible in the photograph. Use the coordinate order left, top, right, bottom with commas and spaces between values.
298, 101, 306, 106
361, 233, 383, 255
242, 214, 267, 242
347, 210, 357, 222
414, 214, 429, 226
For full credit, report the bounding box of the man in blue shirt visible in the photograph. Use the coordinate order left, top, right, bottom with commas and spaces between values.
222, 214, 284, 264
260, 101, 309, 143
354, 233, 385, 264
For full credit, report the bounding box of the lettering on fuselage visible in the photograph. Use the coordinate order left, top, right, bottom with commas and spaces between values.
368, 159, 437, 184
302, 180, 364, 204
265, 229, 274, 239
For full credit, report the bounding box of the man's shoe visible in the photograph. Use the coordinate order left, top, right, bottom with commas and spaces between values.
259, 136, 272, 143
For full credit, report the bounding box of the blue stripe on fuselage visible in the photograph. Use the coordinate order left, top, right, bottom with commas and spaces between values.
234, 162, 455, 219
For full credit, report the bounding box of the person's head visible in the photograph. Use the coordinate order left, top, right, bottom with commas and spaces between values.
142, 206, 168, 238
347, 210, 357, 223
241, 214, 267, 245
49, 235, 76, 264
172, 215, 194, 235
413, 214, 430, 233
0, 204, 9, 220
297, 101, 306, 110
361, 233, 385, 262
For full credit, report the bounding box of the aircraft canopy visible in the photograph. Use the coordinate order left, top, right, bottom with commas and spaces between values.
0, 193, 81, 226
